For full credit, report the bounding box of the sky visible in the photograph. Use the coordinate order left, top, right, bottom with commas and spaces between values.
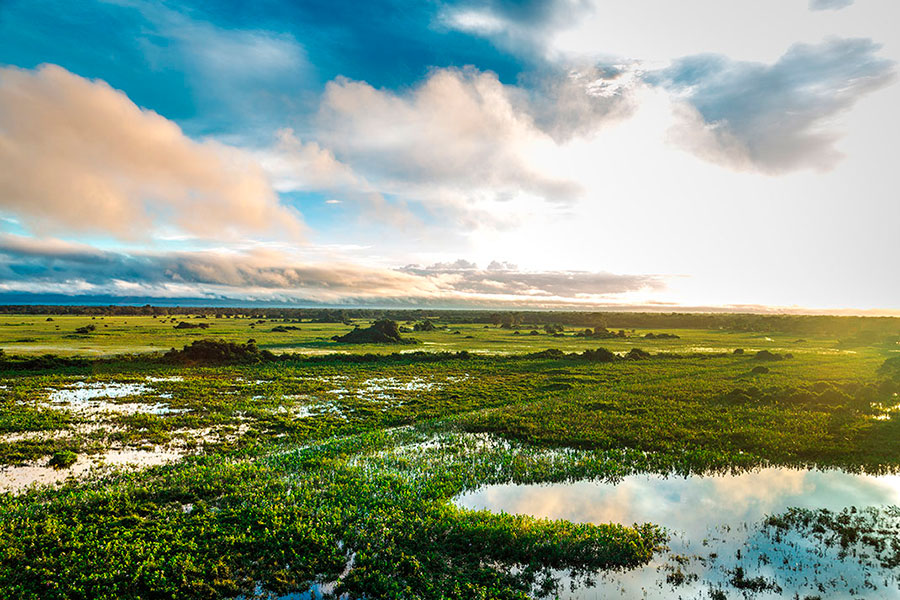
0, 0, 897, 313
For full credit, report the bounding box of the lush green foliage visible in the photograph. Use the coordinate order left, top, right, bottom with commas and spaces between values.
0, 314, 898, 598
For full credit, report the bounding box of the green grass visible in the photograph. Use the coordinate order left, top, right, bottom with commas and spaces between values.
1, 314, 882, 358
0, 320, 898, 598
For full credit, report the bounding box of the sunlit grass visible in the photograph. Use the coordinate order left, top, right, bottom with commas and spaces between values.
0, 317, 898, 598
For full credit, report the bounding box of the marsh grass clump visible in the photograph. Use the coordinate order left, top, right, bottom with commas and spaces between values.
579, 347, 617, 362
720, 382, 882, 415
0, 352, 87, 372
729, 566, 781, 593
173, 321, 209, 330
575, 326, 623, 339
879, 356, 900, 380
527, 349, 566, 359
644, 332, 680, 340
48, 449, 78, 469
764, 506, 900, 570
625, 348, 652, 361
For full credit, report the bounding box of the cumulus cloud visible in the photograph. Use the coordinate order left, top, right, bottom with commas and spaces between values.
653, 38, 895, 173
0, 237, 663, 305
520, 63, 641, 142
0, 64, 304, 240
316, 67, 582, 206
809, 0, 854, 11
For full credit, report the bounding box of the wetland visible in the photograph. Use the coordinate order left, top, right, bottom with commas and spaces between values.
1, 309, 899, 599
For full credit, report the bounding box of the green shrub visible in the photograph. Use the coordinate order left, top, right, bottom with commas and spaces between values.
48, 450, 78, 469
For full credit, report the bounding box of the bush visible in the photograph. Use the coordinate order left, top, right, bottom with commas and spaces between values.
333, 320, 417, 344
575, 327, 618, 339
624, 348, 652, 361
526, 349, 566, 359
174, 321, 209, 330
413, 320, 437, 332
580, 348, 617, 362
163, 339, 273, 365
643, 332, 680, 340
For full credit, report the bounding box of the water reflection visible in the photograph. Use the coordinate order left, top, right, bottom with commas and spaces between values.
45, 381, 187, 415
454, 468, 900, 599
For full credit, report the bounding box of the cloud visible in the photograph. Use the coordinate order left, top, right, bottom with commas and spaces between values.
653, 38, 895, 173
809, 0, 854, 11
0, 64, 304, 240
0, 235, 433, 302
0, 236, 663, 305
519, 63, 641, 142
259, 128, 414, 226
400, 260, 662, 297
447, 0, 589, 26
129, 1, 313, 132
311, 63, 647, 230
316, 67, 582, 208
438, 0, 592, 58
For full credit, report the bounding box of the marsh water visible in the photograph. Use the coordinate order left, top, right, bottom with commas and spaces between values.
454, 468, 900, 599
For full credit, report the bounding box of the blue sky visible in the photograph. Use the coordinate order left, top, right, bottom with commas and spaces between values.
0, 0, 898, 311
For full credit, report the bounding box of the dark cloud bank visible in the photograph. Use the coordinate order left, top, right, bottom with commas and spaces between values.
0, 237, 661, 306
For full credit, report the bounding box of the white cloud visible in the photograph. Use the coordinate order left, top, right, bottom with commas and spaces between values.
438, 0, 594, 58
656, 38, 895, 173
315, 67, 582, 216
0, 64, 304, 241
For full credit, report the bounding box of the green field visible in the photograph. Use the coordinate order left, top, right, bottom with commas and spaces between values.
0, 313, 882, 357
1, 310, 899, 599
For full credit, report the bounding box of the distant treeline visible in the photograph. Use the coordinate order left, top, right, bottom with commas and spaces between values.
0, 305, 897, 336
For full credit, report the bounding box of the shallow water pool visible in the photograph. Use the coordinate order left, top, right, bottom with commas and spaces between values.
454, 468, 900, 599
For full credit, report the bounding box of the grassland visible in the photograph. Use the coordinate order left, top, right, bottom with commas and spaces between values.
0, 313, 872, 356
0, 311, 898, 598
